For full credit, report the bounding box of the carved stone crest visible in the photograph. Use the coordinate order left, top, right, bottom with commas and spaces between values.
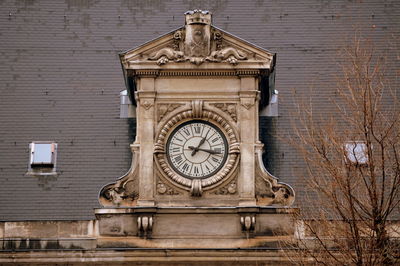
184, 10, 211, 57
147, 10, 247, 66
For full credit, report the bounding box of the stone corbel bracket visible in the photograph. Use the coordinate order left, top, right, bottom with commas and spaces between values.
255, 144, 295, 206
98, 144, 140, 207
240, 215, 256, 232
137, 215, 153, 238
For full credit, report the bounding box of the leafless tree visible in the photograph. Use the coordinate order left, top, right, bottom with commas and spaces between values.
287, 36, 400, 265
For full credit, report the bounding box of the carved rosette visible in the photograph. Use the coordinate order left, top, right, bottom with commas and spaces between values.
154, 101, 240, 195
156, 179, 181, 195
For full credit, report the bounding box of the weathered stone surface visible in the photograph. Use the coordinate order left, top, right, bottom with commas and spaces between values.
98, 214, 137, 236
152, 213, 241, 237
256, 214, 296, 236
5, 221, 58, 238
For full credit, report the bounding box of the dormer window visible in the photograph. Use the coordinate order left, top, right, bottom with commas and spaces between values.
27, 142, 58, 175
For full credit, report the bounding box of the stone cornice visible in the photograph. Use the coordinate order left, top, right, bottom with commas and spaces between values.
131, 69, 262, 78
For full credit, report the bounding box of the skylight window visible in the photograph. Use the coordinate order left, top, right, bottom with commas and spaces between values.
27, 142, 58, 175
31, 143, 54, 166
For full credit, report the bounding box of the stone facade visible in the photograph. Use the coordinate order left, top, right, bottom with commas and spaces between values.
0, 0, 399, 264
94, 10, 296, 251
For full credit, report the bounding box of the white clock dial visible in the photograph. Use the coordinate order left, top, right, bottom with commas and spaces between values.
166, 120, 228, 179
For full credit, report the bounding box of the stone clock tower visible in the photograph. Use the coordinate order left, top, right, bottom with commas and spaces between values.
96, 10, 296, 248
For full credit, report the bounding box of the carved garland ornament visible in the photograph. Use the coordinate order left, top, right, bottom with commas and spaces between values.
154, 102, 240, 194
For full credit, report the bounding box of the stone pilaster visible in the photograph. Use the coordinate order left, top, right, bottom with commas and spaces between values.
136, 77, 156, 206
237, 76, 258, 206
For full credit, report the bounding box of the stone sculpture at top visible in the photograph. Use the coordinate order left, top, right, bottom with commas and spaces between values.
148, 10, 247, 66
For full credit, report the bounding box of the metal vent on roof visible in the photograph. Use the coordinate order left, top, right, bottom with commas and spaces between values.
120, 90, 136, 118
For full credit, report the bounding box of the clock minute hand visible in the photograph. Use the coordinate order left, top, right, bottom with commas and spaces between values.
188, 146, 221, 155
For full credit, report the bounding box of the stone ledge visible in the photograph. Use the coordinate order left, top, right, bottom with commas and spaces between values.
94, 206, 297, 215
0, 248, 295, 265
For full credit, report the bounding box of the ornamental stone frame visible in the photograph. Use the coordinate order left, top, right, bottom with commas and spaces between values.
96, 10, 296, 249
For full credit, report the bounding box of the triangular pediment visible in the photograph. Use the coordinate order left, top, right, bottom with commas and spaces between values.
120, 25, 275, 70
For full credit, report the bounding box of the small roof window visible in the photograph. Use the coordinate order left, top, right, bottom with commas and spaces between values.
31, 143, 54, 166
27, 142, 58, 175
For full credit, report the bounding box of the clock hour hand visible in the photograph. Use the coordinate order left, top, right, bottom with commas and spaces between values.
191, 137, 206, 156
189, 146, 221, 155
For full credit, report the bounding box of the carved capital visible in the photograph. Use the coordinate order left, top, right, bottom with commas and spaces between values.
240, 91, 258, 110
240, 99, 254, 110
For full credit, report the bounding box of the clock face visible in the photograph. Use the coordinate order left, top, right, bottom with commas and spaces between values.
166, 120, 228, 179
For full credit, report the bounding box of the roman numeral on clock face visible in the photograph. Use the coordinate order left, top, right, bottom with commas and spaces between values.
174, 154, 183, 164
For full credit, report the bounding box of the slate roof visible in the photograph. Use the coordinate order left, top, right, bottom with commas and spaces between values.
0, 0, 399, 220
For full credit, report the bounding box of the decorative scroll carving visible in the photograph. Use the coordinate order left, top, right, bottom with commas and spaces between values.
154, 107, 240, 193
156, 181, 181, 195
255, 144, 295, 206
207, 47, 247, 65
147, 10, 247, 66
213, 180, 237, 195
99, 144, 139, 207
157, 103, 184, 122
148, 48, 185, 66
210, 103, 237, 122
